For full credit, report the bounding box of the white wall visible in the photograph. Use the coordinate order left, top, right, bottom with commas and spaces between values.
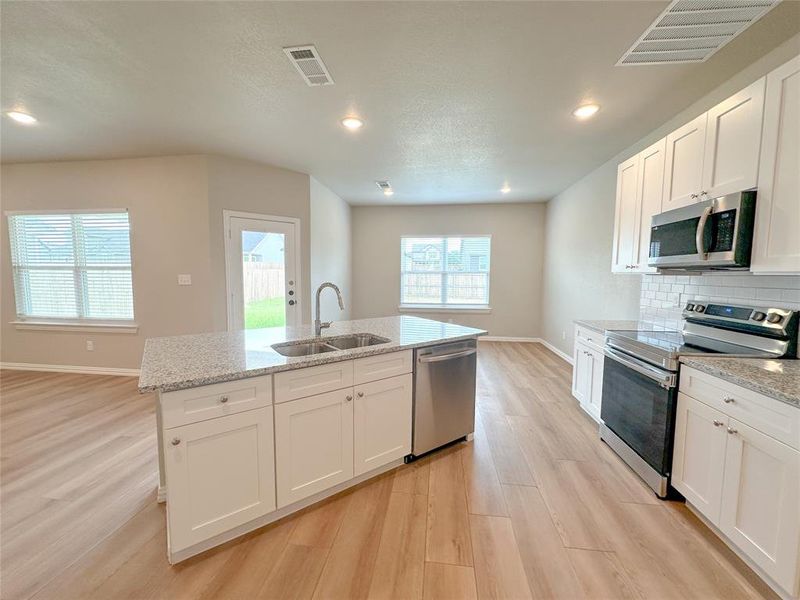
310, 177, 351, 322
541, 33, 800, 357
1, 154, 312, 370
351, 203, 545, 338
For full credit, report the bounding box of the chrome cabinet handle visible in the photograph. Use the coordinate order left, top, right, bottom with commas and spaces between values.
713, 420, 724, 427
723, 396, 734, 404
357, 392, 364, 398
700, 190, 708, 196
220, 396, 229, 403
171, 438, 181, 446
691, 193, 698, 199
727, 427, 738, 435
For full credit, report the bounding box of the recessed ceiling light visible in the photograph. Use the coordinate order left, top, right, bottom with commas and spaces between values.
6, 111, 37, 125
383, 189, 394, 196
572, 104, 600, 120
341, 117, 363, 130
501, 185, 511, 194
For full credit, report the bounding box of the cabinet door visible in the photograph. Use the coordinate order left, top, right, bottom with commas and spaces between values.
720, 419, 799, 593
611, 155, 640, 273
702, 78, 766, 199
572, 341, 591, 405
354, 373, 412, 476
165, 408, 276, 552
585, 348, 604, 422
274, 388, 354, 507
663, 114, 707, 211
634, 138, 666, 273
671, 393, 728, 524
752, 56, 800, 274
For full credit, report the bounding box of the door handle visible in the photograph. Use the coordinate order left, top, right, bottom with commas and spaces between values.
288, 300, 296, 306
418, 348, 477, 363
695, 205, 713, 259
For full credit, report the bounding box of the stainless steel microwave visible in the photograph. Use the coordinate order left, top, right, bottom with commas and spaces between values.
648, 191, 756, 271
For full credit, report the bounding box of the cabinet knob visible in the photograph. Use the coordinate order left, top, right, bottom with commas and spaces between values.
357, 392, 364, 398
712, 420, 724, 427
691, 193, 698, 199
345, 395, 353, 402
700, 190, 707, 196
171, 438, 181, 446
723, 396, 735, 404
220, 396, 229, 403
727, 427, 738, 435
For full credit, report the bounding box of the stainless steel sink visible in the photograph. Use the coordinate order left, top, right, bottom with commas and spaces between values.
271, 341, 338, 357
326, 333, 390, 350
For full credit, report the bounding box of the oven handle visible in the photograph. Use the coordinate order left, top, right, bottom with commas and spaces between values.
604, 346, 677, 389
695, 204, 713, 259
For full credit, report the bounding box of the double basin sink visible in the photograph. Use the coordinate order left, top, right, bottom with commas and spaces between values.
271, 333, 390, 357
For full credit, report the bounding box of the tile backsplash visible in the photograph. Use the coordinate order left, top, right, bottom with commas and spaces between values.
640, 273, 800, 330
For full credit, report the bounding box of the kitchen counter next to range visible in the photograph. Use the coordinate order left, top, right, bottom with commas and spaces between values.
139, 316, 487, 393
679, 356, 800, 408
574, 319, 648, 334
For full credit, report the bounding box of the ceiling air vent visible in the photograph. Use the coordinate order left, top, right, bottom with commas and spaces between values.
617, 0, 781, 66
375, 181, 391, 191
283, 45, 334, 86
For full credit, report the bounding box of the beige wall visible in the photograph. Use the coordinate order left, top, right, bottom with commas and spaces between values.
1, 154, 313, 370
351, 203, 545, 338
310, 177, 351, 322
541, 34, 800, 357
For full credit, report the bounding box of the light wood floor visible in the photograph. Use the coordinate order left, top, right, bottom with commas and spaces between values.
1, 342, 777, 600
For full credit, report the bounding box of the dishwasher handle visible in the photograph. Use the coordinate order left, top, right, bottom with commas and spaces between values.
418, 348, 477, 364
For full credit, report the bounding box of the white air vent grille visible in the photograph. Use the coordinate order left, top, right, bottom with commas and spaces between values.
617, 0, 781, 66
375, 181, 391, 191
283, 45, 334, 86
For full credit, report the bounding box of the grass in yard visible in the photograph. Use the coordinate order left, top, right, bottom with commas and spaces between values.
244, 297, 286, 329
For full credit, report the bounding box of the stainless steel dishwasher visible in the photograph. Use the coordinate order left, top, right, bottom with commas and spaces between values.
412, 338, 478, 457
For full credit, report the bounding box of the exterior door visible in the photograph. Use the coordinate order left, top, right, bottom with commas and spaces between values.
663, 114, 707, 211
672, 393, 728, 523
611, 155, 640, 273
225, 212, 300, 331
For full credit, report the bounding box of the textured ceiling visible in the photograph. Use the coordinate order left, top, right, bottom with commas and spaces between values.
2, 1, 799, 205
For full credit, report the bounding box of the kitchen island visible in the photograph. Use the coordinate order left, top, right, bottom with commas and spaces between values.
139, 315, 485, 563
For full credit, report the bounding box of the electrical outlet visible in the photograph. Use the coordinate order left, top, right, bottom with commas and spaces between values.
177, 274, 192, 286
86, 340, 94, 351
561, 330, 566, 340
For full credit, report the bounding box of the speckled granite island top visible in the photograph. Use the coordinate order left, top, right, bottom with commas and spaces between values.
680, 357, 800, 408
139, 316, 487, 393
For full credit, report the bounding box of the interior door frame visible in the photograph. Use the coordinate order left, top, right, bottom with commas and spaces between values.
223, 210, 302, 332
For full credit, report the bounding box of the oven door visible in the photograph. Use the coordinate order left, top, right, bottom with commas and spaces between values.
600, 347, 678, 477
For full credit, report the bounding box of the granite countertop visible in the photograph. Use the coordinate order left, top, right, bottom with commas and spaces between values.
574, 319, 649, 334
139, 316, 487, 393
680, 357, 800, 408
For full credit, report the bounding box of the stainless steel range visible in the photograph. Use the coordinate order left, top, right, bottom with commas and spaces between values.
600, 300, 798, 498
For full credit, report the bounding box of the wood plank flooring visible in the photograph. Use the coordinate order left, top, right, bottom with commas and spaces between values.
0, 343, 778, 600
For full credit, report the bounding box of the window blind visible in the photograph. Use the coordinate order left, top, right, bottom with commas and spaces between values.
8, 211, 134, 321
400, 236, 491, 306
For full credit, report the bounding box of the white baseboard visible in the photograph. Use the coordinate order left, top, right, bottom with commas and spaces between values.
0, 362, 140, 377
478, 336, 574, 365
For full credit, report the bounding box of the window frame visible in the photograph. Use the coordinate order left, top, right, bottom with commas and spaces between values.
6, 208, 138, 331
399, 234, 492, 311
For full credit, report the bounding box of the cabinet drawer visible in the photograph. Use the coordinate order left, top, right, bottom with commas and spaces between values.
575, 326, 604, 351
274, 360, 354, 404
353, 350, 413, 385
680, 366, 800, 450
162, 375, 272, 429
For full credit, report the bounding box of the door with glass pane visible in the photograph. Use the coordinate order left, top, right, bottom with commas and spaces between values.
225, 214, 299, 331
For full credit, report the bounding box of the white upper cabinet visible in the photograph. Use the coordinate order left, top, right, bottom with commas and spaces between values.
634, 138, 666, 273
702, 78, 766, 199
611, 155, 640, 273
752, 55, 800, 274
663, 114, 708, 211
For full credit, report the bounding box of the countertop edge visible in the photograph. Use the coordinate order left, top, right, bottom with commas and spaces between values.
139, 331, 486, 394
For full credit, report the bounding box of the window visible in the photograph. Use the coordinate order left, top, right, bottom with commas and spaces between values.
7, 210, 135, 323
400, 236, 491, 308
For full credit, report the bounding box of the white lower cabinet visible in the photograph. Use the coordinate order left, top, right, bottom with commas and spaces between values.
571, 328, 604, 423
354, 373, 413, 476
674, 367, 800, 598
164, 407, 276, 553
274, 388, 354, 508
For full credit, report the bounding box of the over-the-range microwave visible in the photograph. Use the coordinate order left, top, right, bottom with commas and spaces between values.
648, 191, 756, 271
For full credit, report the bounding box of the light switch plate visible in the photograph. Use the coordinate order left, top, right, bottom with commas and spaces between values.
177, 274, 192, 286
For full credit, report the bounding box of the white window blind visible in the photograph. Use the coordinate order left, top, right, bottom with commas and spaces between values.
8, 211, 134, 322
400, 236, 491, 306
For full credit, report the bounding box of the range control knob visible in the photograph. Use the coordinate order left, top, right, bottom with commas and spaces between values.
686, 303, 695, 311
694, 304, 706, 313
751, 311, 766, 322
766, 313, 783, 324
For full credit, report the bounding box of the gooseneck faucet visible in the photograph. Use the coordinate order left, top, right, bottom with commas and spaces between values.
314, 282, 345, 336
